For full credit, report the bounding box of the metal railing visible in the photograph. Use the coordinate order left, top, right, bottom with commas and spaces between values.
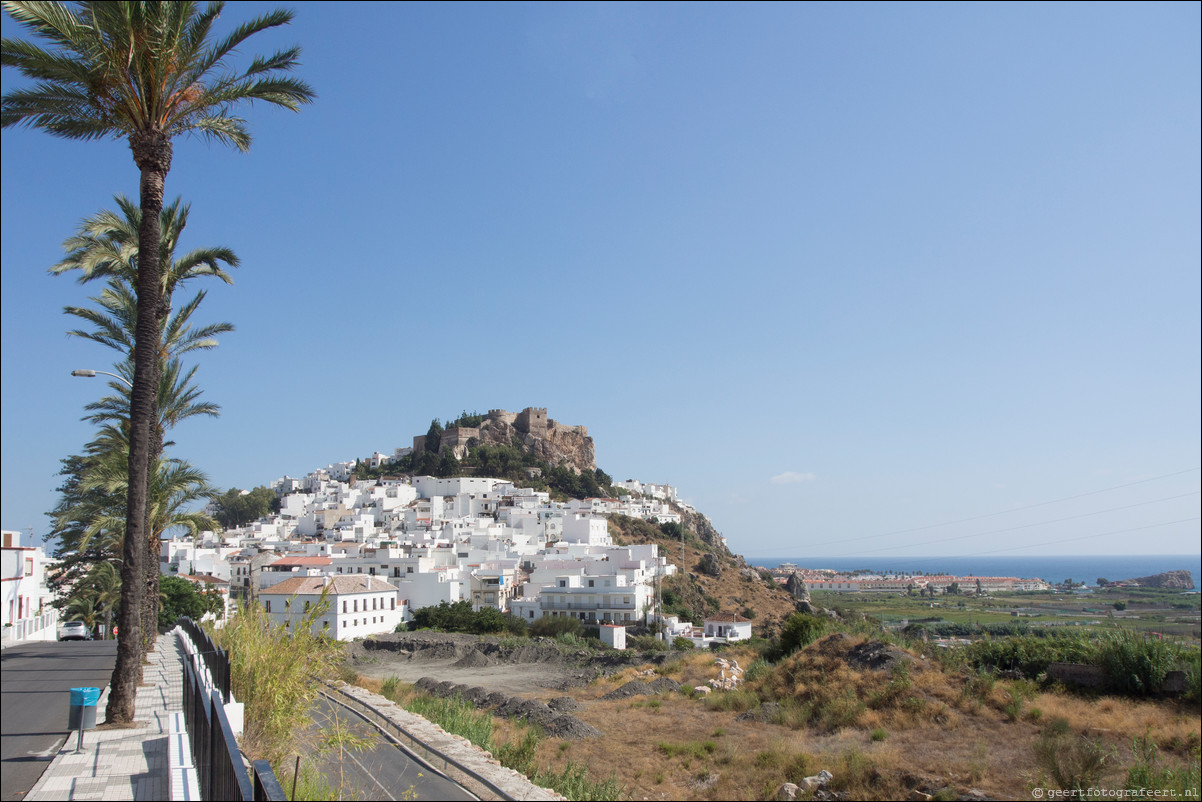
178, 616, 230, 703
178, 620, 285, 801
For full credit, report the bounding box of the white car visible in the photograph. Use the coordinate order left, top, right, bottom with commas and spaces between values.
58, 621, 92, 641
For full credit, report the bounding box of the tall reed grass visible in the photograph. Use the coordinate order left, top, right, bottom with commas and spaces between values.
214, 596, 340, 766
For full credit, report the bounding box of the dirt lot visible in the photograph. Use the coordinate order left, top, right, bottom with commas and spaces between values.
343, 631, 634, 696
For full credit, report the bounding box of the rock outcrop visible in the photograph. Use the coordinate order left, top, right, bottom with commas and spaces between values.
1119, 570, 1194, 589
417, 407, 596, 474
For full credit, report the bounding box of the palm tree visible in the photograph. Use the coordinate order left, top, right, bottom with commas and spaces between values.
3, 2, 313, 721
57, 198, 234, 659
65, 596, 101, 635
72, 561, 123, 640
73, 420, 218, 641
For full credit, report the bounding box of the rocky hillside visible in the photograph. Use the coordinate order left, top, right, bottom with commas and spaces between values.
469, 411, 595, 474
1120, 569, 1196, 589
607, 514, 800, 638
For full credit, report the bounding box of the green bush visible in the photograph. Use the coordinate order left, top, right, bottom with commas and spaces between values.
629, 634, 667, 651
962, 632, 1093, 678
1095, 630, 1182, 697
1033, 731, 1113, 793
1125, 736, 1201, 799
531, 615, 584, 639
777, 613, 826, 658
410, 600, 525, 635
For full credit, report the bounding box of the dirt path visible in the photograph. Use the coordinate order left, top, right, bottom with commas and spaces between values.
343, 631, 609, 696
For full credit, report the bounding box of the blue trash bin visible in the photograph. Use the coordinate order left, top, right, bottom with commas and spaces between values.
68, 687, 101, 731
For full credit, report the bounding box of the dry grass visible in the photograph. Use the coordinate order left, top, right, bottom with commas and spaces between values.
349, 634, 1200, 800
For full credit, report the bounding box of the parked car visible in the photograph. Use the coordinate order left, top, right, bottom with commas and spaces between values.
58, 621, 92, 641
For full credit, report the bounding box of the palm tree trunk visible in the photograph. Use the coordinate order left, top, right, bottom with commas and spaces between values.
106, 132, 173, 725
144, 417, 165, 648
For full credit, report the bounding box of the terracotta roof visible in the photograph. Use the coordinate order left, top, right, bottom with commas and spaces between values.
261, 575, 396, 596
270, 555, 333, 568
180, 574, 228, 586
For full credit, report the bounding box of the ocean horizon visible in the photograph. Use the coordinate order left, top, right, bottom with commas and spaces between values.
744, 554, 1201, 590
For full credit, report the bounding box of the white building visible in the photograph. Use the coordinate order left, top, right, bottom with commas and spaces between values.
534, 572, 650, 625
1, 531, 57, 643
259, 575, 402, 640
703, 612, 753, 641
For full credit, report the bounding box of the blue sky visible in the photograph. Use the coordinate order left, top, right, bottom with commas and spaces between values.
2, 2, 1199, 560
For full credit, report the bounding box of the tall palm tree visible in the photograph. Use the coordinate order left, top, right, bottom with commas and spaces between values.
54, 195, 238, 330
58, 198, 234, 658
75, 561, 122, 640
3, 3, 313, 721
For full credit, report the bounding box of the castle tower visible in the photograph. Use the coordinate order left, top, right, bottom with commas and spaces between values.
515, 407, 548, 437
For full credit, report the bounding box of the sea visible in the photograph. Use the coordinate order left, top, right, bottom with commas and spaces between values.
745, 554, 1201, 590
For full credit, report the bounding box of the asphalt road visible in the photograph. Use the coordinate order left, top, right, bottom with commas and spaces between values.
0, 639, 117, 802
307, 694, 476, 801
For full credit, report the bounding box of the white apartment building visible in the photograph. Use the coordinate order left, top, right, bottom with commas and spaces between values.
1, 531, 57, 643
534, 573, 651, 624
259, 575, 402, 640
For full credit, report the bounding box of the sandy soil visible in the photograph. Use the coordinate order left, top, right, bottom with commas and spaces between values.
344, 632, 599, 697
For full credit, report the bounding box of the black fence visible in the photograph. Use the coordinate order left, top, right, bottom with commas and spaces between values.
178, 616, 231, 704
178, 620, 284, 801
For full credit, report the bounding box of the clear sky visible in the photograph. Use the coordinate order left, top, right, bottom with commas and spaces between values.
2, 2, 1199, 560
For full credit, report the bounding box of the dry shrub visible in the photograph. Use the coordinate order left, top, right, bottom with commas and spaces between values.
1034, 691, 1201, 747
216, 599, 340, 767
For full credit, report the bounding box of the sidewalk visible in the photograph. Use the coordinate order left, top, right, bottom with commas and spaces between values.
26, 634, 185, 801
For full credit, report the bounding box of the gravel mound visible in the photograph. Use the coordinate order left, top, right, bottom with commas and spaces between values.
547, 696, 580, 712
600, 681, 654, 700
599, 677, 681, 700
454, 650, 493, 668
846, 640, 910, 672
736, 702, 777, 723
543, 715, 602, 739
460, 686, 491, 705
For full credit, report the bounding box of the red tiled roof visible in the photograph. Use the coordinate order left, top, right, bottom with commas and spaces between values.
270, 556, 333, 567
260, 576, 396, 596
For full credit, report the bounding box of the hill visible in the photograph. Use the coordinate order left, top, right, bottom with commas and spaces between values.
607, 513, 800, 638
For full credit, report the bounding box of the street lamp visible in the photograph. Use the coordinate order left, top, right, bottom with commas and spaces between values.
71, 369, 133, 389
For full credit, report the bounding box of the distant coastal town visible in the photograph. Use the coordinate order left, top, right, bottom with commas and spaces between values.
763, 564, 1050, 593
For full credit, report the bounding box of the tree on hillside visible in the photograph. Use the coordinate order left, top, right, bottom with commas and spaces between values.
213, 486, 278, 529
3, 1, 313, 722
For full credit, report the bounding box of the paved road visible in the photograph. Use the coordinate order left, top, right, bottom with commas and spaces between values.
307, 694, 476, 801
0, 640, 117, 802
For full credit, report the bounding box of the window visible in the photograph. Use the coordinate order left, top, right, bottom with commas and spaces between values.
353, 600, 358, 613
588, 579, 594, 588
342, 600, 347, 614
304, 600, 311, 612
265, 601, 272, 613
390, 599, 395, 610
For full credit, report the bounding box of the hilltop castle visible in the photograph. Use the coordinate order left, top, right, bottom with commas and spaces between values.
413, 407, 595, 473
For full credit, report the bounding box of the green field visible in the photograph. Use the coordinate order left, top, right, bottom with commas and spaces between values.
811, 586, 1202, 641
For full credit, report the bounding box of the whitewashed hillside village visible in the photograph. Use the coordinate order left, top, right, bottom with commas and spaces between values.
162, 453, 714, 644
